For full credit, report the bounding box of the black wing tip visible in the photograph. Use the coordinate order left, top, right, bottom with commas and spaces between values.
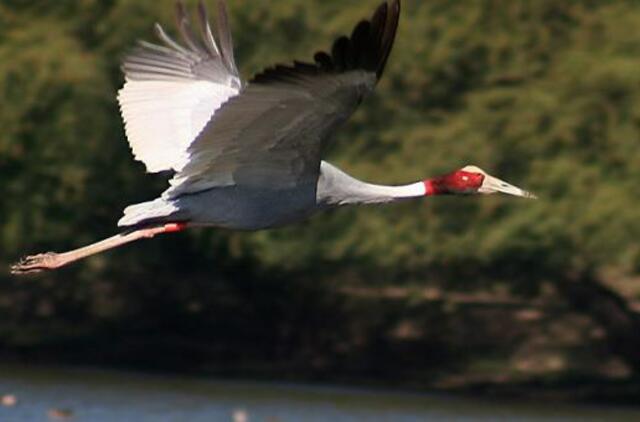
251, 0, 401, 85
329, 0, 400, 79
376, 0, 401, 79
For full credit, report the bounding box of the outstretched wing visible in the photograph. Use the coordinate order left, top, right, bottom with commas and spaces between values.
165, 0, 401, 198
118, 1, 241, 173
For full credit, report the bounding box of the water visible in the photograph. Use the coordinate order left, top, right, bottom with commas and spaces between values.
0, 365, 638, 421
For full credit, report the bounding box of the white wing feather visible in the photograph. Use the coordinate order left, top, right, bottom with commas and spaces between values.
118, 80, 237, 172
118, 1, 241, 173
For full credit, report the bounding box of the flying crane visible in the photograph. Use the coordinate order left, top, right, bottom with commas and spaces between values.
11, 0, 535, 274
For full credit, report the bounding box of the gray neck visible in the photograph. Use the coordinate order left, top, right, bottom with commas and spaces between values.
316, 161, 426, 207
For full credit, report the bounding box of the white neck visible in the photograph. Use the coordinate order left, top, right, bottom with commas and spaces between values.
317, 161, 426, 206
351, 181, 426, 204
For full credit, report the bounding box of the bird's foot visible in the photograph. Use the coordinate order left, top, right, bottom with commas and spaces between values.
10, 252, 63, 275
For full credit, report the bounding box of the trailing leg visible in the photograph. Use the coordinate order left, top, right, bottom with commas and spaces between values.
10, 223, 188, 275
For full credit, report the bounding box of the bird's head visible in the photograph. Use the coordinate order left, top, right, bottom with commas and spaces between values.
425, 165, 537, 199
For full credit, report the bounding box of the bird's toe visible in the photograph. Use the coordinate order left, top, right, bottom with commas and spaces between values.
10, 252, 60, 275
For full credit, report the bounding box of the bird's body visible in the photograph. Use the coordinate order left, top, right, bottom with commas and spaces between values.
119, 161, 427, 231
11, 0, 534, 274
120, 183, 318, 231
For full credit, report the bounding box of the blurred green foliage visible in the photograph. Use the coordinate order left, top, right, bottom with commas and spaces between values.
2, 0, 640, 385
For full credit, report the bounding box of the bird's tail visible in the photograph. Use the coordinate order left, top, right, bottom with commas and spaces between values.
118, 198, 184, 228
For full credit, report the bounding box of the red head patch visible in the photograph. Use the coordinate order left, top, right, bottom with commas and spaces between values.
424, 169, 485, 195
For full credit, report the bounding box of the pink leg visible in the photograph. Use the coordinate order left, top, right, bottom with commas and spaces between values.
10, 223, 188, 275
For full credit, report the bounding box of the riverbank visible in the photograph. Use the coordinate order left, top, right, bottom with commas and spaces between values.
2, 278, 639, 407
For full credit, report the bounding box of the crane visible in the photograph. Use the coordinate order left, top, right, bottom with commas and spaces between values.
11, 0, 535, 275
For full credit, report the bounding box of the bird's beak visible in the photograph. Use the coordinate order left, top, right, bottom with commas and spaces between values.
479, 174, 537, 199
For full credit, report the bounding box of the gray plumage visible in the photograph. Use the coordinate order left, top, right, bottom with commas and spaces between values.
119, 161, 416, 230
118, 0, 405, 230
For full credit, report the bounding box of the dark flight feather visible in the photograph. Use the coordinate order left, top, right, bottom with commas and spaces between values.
252, 0, 401, 85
